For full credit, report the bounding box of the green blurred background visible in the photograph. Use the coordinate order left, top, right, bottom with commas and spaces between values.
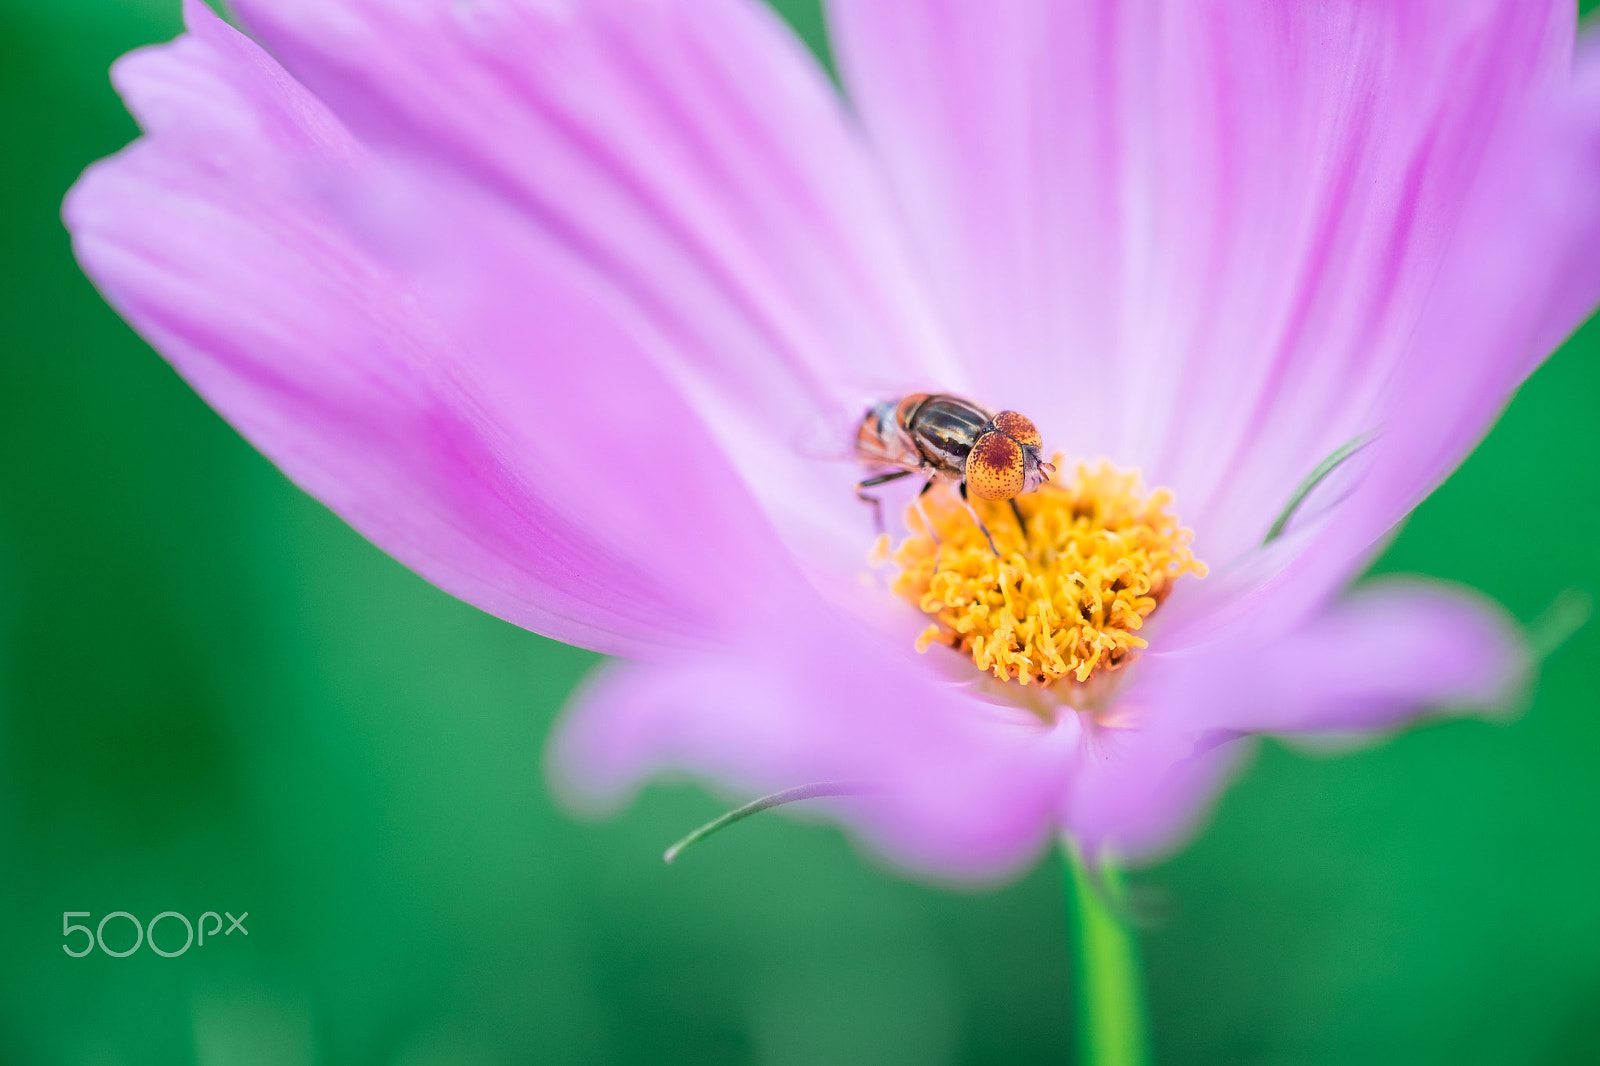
4, 1, 1600, 1062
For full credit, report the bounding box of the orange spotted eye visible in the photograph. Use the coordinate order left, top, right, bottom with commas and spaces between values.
990, 410, 1042, 448
966, 432, 1026, 500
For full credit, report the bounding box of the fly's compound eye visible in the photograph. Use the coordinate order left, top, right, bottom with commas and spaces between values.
966, 431, 1026, 500
990, 411, 1042, 449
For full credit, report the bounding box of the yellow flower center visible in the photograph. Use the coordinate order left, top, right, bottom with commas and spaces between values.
887, 461, 1206, 688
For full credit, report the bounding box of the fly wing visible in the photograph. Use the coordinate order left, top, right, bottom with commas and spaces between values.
790, 395, 922, 471
788, 402, 867, 464
855, 396, 926, 472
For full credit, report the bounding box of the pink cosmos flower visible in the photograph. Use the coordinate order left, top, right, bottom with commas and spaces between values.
67, 0, 1600, 880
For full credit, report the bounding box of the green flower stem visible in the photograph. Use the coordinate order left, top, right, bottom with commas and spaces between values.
1064, 843, 1151, 1066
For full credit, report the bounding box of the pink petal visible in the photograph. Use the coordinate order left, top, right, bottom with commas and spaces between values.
1068, 577, 1527, 858
227, 0, 960, 575
1065, 723, 1255, 866
65, 1, 801, 656
1268, 29, 1600, 621
550, 589, 1080, 881
828, 0, 1581, 567
1205, 578, 1528, 735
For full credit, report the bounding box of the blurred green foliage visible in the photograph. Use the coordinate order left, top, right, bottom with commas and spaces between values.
3, 1, 1599, 1063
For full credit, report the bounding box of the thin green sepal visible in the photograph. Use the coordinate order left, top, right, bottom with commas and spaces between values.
663, 781, 875, 864
1263, 432, 1377, 545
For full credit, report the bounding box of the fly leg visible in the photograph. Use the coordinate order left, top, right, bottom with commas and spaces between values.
1009, 498, 1029, 544
959, 482, 1002, 557
913, 475, 942, 545
856, 469, 916, 535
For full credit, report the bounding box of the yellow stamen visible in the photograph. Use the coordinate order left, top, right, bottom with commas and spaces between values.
889, 461, 1206, 688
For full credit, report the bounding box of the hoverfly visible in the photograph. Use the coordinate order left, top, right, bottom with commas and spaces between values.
855, 393, 1056, 555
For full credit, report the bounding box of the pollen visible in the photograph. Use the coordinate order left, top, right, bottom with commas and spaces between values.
889, 462, 1206, 688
